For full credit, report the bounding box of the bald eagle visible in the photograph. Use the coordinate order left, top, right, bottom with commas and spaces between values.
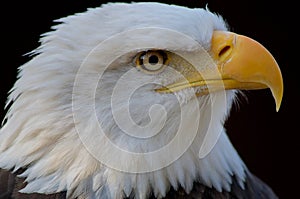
0, 2, 283, 199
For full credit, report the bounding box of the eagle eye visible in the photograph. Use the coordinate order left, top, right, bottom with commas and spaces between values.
135, 50, 168, 74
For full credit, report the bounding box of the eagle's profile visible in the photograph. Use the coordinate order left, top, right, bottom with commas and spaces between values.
0, 2, 283, 199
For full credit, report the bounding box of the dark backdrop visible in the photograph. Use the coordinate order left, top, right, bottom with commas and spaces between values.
0, 1, 297, 198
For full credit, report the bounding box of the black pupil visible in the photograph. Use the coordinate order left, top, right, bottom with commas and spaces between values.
148, 55, 159, 65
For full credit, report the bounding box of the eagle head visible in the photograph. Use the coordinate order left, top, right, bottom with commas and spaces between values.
0, 2, 282, 199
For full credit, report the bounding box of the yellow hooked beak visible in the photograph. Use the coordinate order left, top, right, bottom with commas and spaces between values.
156, 31, 283, 111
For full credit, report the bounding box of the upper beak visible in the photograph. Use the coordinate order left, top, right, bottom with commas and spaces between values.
156, 31, 283, 111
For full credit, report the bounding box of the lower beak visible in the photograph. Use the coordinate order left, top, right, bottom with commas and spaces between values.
156, 31, 283, 111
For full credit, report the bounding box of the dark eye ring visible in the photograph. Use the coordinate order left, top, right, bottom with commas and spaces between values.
135, 50, 169, 74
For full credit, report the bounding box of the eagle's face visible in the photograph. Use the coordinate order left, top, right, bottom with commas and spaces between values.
0, 2, 283, 199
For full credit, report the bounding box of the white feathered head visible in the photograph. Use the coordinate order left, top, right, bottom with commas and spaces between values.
0, 2, 283, 199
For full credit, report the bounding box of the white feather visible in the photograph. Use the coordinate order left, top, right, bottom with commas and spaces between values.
0, 2, 246, 199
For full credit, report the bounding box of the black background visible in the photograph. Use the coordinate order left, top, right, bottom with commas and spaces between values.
0, 1, 297, 198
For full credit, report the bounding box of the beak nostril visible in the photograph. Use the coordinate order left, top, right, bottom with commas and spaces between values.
218, 45, 232, 60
